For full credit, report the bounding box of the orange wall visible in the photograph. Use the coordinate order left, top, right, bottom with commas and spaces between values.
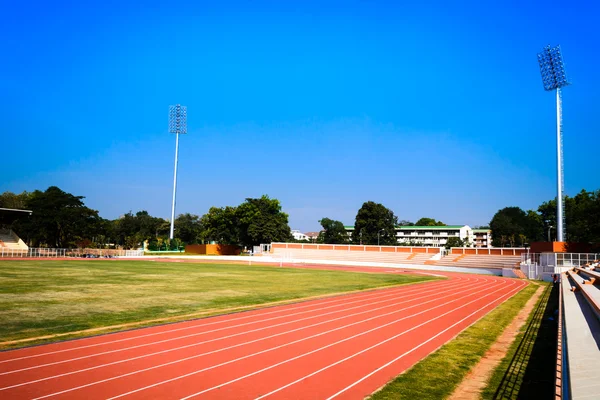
185, 244, 241, 255
529, 242, 592, 253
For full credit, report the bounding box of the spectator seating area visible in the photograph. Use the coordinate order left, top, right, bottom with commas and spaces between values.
562, 262, 600, 398
431, 254, 522, 270
0, 229, 28, 253
270, 246, 523, 270
271, 247, 435, 265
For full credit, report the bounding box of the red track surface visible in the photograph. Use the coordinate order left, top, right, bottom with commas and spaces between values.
0, 267, 527, 399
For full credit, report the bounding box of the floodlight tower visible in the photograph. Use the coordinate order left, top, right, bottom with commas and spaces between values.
168, 104, 187, 240
537, 45, 569, 242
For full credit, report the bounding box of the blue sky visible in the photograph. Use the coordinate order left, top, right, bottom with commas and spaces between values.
1, 0, 598, 232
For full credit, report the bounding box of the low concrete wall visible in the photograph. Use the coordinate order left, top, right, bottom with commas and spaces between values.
450, 247, 527, 256
271, 243, 442, 254
185, 244, 241, 256
146, 254, 501, 276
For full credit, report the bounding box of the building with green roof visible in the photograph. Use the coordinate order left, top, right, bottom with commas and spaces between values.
344, 225, 491, 247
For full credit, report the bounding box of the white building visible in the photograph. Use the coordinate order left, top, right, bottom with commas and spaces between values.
344, 225, 492, 248
291, 230, 309, 241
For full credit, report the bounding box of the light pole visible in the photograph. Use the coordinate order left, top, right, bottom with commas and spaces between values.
537, 45, 569, 242
359, 229, 363, 245
378, 229, 385, 246
548, 225, 553, 242
168, 104, 187, 240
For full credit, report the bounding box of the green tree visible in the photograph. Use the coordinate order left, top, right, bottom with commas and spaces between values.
174, 213, 203, 244
489, 207, 531, 247
200, 206, 239, 244
236, 195, 293, 247
14, 186, 101, 248
445, 236, 465, 249
319, 218, 348, 244
353, 201, 398, 245
415, 217, 445, 226
0, 191, 32, 210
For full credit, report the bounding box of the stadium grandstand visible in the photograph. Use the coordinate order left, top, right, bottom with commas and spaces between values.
562, 262, 600, 398
269, 242, 524, 275
0, 208, 31, 254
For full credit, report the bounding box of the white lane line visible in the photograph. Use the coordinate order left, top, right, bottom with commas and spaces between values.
0, 278, 458, 377
0, 277, 449, 365
326, 281, 527, 399
256, 280, 523, 399
0, 279, 467, 391
179, 278, 513, 399
33, 278, 483, 399
105, 277, 497, 400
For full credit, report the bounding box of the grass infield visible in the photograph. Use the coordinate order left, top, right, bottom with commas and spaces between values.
369, 282, 538, 400
0, 260, 435, 350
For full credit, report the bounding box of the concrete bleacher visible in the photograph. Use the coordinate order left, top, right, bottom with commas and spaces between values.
271, 246, 525, 271
271, 247, 436, 265
431, 254, 522, 269
0, 229, 28, 254
562, 265, 600, 399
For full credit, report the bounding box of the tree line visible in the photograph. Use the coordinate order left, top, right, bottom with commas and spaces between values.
0, 187, 293, 249
2, 186, 598, 250
489, 189, 600, 247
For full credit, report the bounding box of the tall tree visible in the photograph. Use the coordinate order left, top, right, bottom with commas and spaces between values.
319, 218, 348, 244
415, 217, 445, 226
0, 191, 32, 210
236, 195, 292, 248
15, 186, 101, 247
174, 213, 203, 244
200, 206, 239, 245
489, 206, 542, 247
353, 201, 398, 245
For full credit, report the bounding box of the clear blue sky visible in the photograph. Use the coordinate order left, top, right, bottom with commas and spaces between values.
1, 0, 598, 232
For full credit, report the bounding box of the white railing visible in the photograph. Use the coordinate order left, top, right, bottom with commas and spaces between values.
0, 248, 144, 258
520, 252, 599, 279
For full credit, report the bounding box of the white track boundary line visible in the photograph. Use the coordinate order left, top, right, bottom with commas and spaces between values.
104, 277, 500, 400
33, 277, 489, 399
180, 279, 516, 399
258, 280, 525, 399
0, 278, 469, 391
0, 278, 461, 376
0, 277, 451, 365
326, 281, 527, 399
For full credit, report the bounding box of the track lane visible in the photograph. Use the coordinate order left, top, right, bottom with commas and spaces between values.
0, 281, 468, 393
114, 277, 502, 399
0, 276, 451, 366
0, 269, 527, 400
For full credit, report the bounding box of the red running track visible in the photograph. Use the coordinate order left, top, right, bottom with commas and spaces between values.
0, 268, 527, 399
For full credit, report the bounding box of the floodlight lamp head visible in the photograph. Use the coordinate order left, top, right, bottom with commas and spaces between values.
537, 45, 569, 91
169, 104, 188, 134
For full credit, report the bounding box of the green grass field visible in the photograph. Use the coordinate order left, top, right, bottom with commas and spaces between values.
0, 260, 435, 349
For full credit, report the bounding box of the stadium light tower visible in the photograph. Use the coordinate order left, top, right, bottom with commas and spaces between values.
537, 45, 569, 242
168, 104, 187, 240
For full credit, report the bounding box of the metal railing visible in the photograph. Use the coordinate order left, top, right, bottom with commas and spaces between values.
0, 248, 144, 258
520, 252, 599, 279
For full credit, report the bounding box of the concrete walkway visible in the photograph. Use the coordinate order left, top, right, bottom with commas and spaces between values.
562, 276, 600, 399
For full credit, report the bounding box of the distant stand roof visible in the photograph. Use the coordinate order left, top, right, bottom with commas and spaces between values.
0, 208, 33, 225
